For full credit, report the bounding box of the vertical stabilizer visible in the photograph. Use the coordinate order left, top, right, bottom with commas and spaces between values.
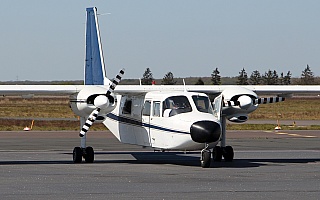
84, 7, 108, 85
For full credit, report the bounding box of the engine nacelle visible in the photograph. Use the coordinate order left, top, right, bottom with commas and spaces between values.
221, 86, 259, 119
227, 114, 249, 123
69, 86, 117, 118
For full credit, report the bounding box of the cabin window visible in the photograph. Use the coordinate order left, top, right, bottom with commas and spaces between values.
153, 101, 161, 117
142, 100, 151, 116
162, 96, 192, 117
192, 95, 214, 114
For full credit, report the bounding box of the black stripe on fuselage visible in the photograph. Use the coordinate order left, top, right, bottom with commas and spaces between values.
106, 113, 189, 134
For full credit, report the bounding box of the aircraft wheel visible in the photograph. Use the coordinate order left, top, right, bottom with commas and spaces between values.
201, 150, 211, 168
223, 146, 234, 162
84, 146, 94, 163
212, 146, 223, 162
73, 147, 82, 163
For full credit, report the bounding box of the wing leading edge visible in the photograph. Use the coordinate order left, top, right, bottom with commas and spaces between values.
1, 85, 320, 96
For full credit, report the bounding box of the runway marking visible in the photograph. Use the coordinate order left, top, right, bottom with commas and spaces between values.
273, 132, 317, 138
274, 132, 287, 135
287, 133, 299, 136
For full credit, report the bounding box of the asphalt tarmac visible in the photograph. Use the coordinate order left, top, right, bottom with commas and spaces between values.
0, 130, 319, 200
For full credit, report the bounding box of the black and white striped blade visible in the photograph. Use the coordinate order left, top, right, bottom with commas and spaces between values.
79, 108, 101, 137
106, 69, 125, 96
223, 96, 285, 107
254, 97, 285, 105
223, 101, 238, 107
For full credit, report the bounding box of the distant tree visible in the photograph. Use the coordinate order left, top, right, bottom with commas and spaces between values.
161, 72, 177, 85
272, 70, 279, 84
195, 78, 204, 85
279, 72, 284, 85
300, 65, 315, 85
211, 68, 221, 85
283, 71, 292, 85
236, 68, 249, 85
249, 70, 262, 85
262, 69, 278, 85
141, 68, 154, 85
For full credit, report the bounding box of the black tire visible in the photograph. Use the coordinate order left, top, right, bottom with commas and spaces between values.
212, 146, 223, 162
223, 146, 234, 162
73, 147, 82, 163
84, 146, 94, 163
201, 151, 211, 168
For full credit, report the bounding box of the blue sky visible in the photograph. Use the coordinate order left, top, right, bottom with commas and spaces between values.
0, 0, 319, 81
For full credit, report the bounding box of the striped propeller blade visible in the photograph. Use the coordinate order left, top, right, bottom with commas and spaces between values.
79, 108, 101, 137
79, 69, 125, 138
106, 69, 125, 96
223, 100, 238, 107
254, 97, 285, 105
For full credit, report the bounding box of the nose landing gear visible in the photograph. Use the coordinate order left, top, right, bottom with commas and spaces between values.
200, 143, 211, 168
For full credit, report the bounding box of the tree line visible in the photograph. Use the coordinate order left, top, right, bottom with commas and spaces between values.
141, 65, 318, 85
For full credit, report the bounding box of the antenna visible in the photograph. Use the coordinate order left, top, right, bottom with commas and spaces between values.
98, 13, 111, 16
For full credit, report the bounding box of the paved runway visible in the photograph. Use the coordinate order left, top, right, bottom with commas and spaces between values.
0, 130, 319, 200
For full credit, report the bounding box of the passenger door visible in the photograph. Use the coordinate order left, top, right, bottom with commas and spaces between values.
141, 100, 151, 144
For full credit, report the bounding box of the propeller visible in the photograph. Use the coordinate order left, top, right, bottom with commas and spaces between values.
224, 95, 285, 109
254, 97, 285, 105
79, 69, 125, 137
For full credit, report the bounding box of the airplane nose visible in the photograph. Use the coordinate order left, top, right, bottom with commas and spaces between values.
190, 121, 221, 143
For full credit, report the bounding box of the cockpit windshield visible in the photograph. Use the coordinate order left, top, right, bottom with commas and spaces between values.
192, 95, 214, 114
163, 96, 192, 117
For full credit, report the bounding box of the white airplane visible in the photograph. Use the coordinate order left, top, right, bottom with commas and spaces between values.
1, 7, 320, 168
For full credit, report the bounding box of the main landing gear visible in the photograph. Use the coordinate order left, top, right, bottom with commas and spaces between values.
73, 117, 95, 163
73, 146, 94, 163
212, 145, 234, 162
200, 117, 234, 168
200, 144, 234, 168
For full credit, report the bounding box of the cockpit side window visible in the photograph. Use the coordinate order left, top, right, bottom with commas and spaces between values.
162, 96, 192, 117
192, 95, 214, 114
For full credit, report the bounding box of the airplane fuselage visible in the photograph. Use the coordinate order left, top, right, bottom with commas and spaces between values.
103, 91, 221, 151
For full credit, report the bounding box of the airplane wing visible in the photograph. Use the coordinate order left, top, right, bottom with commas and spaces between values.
112, 85, 320, 96
1, 84, 320, 96
0, 85, 85, 95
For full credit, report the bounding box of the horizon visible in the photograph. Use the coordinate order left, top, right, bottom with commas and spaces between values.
0, 1, 319, 81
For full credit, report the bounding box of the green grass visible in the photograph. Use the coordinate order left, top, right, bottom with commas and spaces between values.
227, 124, 320, 130
0, 119, 106, 131
0, 97, 76, 118
249, 98, 320, 120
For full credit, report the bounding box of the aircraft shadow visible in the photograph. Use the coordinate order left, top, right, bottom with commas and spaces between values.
92, 151, 320, 167
0, 151, 319, 168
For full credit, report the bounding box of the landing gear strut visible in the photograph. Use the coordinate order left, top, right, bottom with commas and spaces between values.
200, 143, 211, 168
